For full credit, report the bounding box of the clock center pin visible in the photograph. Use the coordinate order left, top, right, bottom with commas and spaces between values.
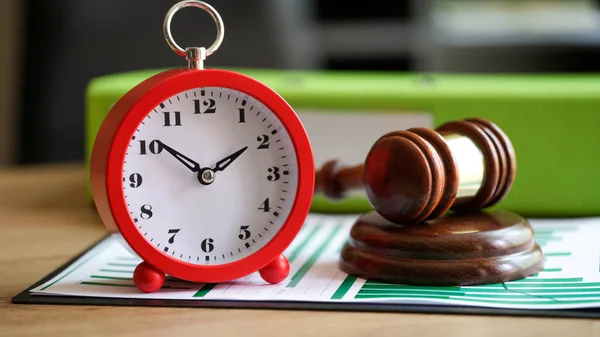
199, 168, 216, 185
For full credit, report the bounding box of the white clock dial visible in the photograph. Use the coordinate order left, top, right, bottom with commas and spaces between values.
122, 87, 299, 265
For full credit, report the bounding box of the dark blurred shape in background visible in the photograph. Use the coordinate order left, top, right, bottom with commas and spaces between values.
1, 0, 600, 165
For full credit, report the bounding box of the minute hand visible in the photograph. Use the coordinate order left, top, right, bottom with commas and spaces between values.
213, 146, 248, 172
159, 141, 201, 172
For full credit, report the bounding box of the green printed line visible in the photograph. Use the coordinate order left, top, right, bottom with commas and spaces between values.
359, 290, 600, 300
331, 275, 357, 300
545, 252, 572, 257
542, 268, 562, 272
363, 283, 464, 290
365, 278, 585, 287
82, 281, 191, 290
362, 282, 599, 291
359, 290, 465, 297
511, 277, 583, 283
534, 232, 565, 238
193, 283, 217, 297
99, 269, 134, 274
107, 262, 138, 267
448, 297, 600, 305
362, 286, 600, 294
362, 287, 469, 294
355, 293, 600, 305
40, 245, 106, 291
82, 281, 136, 288
533, 233, 558, 237
504, 282, 600, 289
363, 286, 477, 293
534, 228, 578, 234
287, 224, 323, 263
287, 224, 344, 288
496, 287, 600, 294
116, 256, 140, 261
91, 275, 132, 281
513, 293, 600, 299
356, 294, 450, 300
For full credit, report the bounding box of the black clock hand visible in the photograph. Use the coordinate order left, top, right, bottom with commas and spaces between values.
158, 141, 201, 172
213, 146, 248, 172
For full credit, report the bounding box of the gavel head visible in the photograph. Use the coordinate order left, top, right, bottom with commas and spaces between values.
363, 118, 516, 224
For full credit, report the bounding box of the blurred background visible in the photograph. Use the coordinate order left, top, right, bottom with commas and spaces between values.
2, 0, 600, 166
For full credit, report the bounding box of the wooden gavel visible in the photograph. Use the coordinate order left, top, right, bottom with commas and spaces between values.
315, 118, 516, 224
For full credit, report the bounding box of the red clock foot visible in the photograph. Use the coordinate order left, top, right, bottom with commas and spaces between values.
133, 261, 165, 293
259, 254, 290, 284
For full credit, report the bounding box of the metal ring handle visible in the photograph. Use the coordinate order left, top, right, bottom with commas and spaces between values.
163, 0, 224, 57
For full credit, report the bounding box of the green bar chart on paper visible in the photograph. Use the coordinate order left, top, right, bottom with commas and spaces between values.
31, 214, 600, 309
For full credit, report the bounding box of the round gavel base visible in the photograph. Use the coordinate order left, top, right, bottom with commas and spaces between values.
340, 210, 544, 286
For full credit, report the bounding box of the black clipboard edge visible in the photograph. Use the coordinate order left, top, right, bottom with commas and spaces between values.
11, 235, 600, 319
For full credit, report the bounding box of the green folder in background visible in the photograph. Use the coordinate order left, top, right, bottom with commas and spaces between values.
85, 68, 600, 217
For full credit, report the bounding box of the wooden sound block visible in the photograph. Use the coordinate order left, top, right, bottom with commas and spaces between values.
339, 210, 544, 286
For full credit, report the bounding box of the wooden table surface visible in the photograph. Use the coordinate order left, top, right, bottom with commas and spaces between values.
0, 163, 598, 336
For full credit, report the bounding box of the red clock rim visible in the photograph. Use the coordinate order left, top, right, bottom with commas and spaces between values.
105, 68, 314, 283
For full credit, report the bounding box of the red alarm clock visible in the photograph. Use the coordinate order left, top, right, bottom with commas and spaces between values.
90, 0, 314, 293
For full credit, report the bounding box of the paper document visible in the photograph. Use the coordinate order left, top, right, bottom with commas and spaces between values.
31, 213, 600, 310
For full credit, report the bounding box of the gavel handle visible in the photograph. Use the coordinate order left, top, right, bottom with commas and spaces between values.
314, 160, 365, 199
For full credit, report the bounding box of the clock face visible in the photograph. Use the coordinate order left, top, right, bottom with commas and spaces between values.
121, 86, 299, 266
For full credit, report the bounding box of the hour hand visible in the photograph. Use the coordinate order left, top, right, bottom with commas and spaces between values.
213, 146, 248, 172
158, 141, 201, 172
